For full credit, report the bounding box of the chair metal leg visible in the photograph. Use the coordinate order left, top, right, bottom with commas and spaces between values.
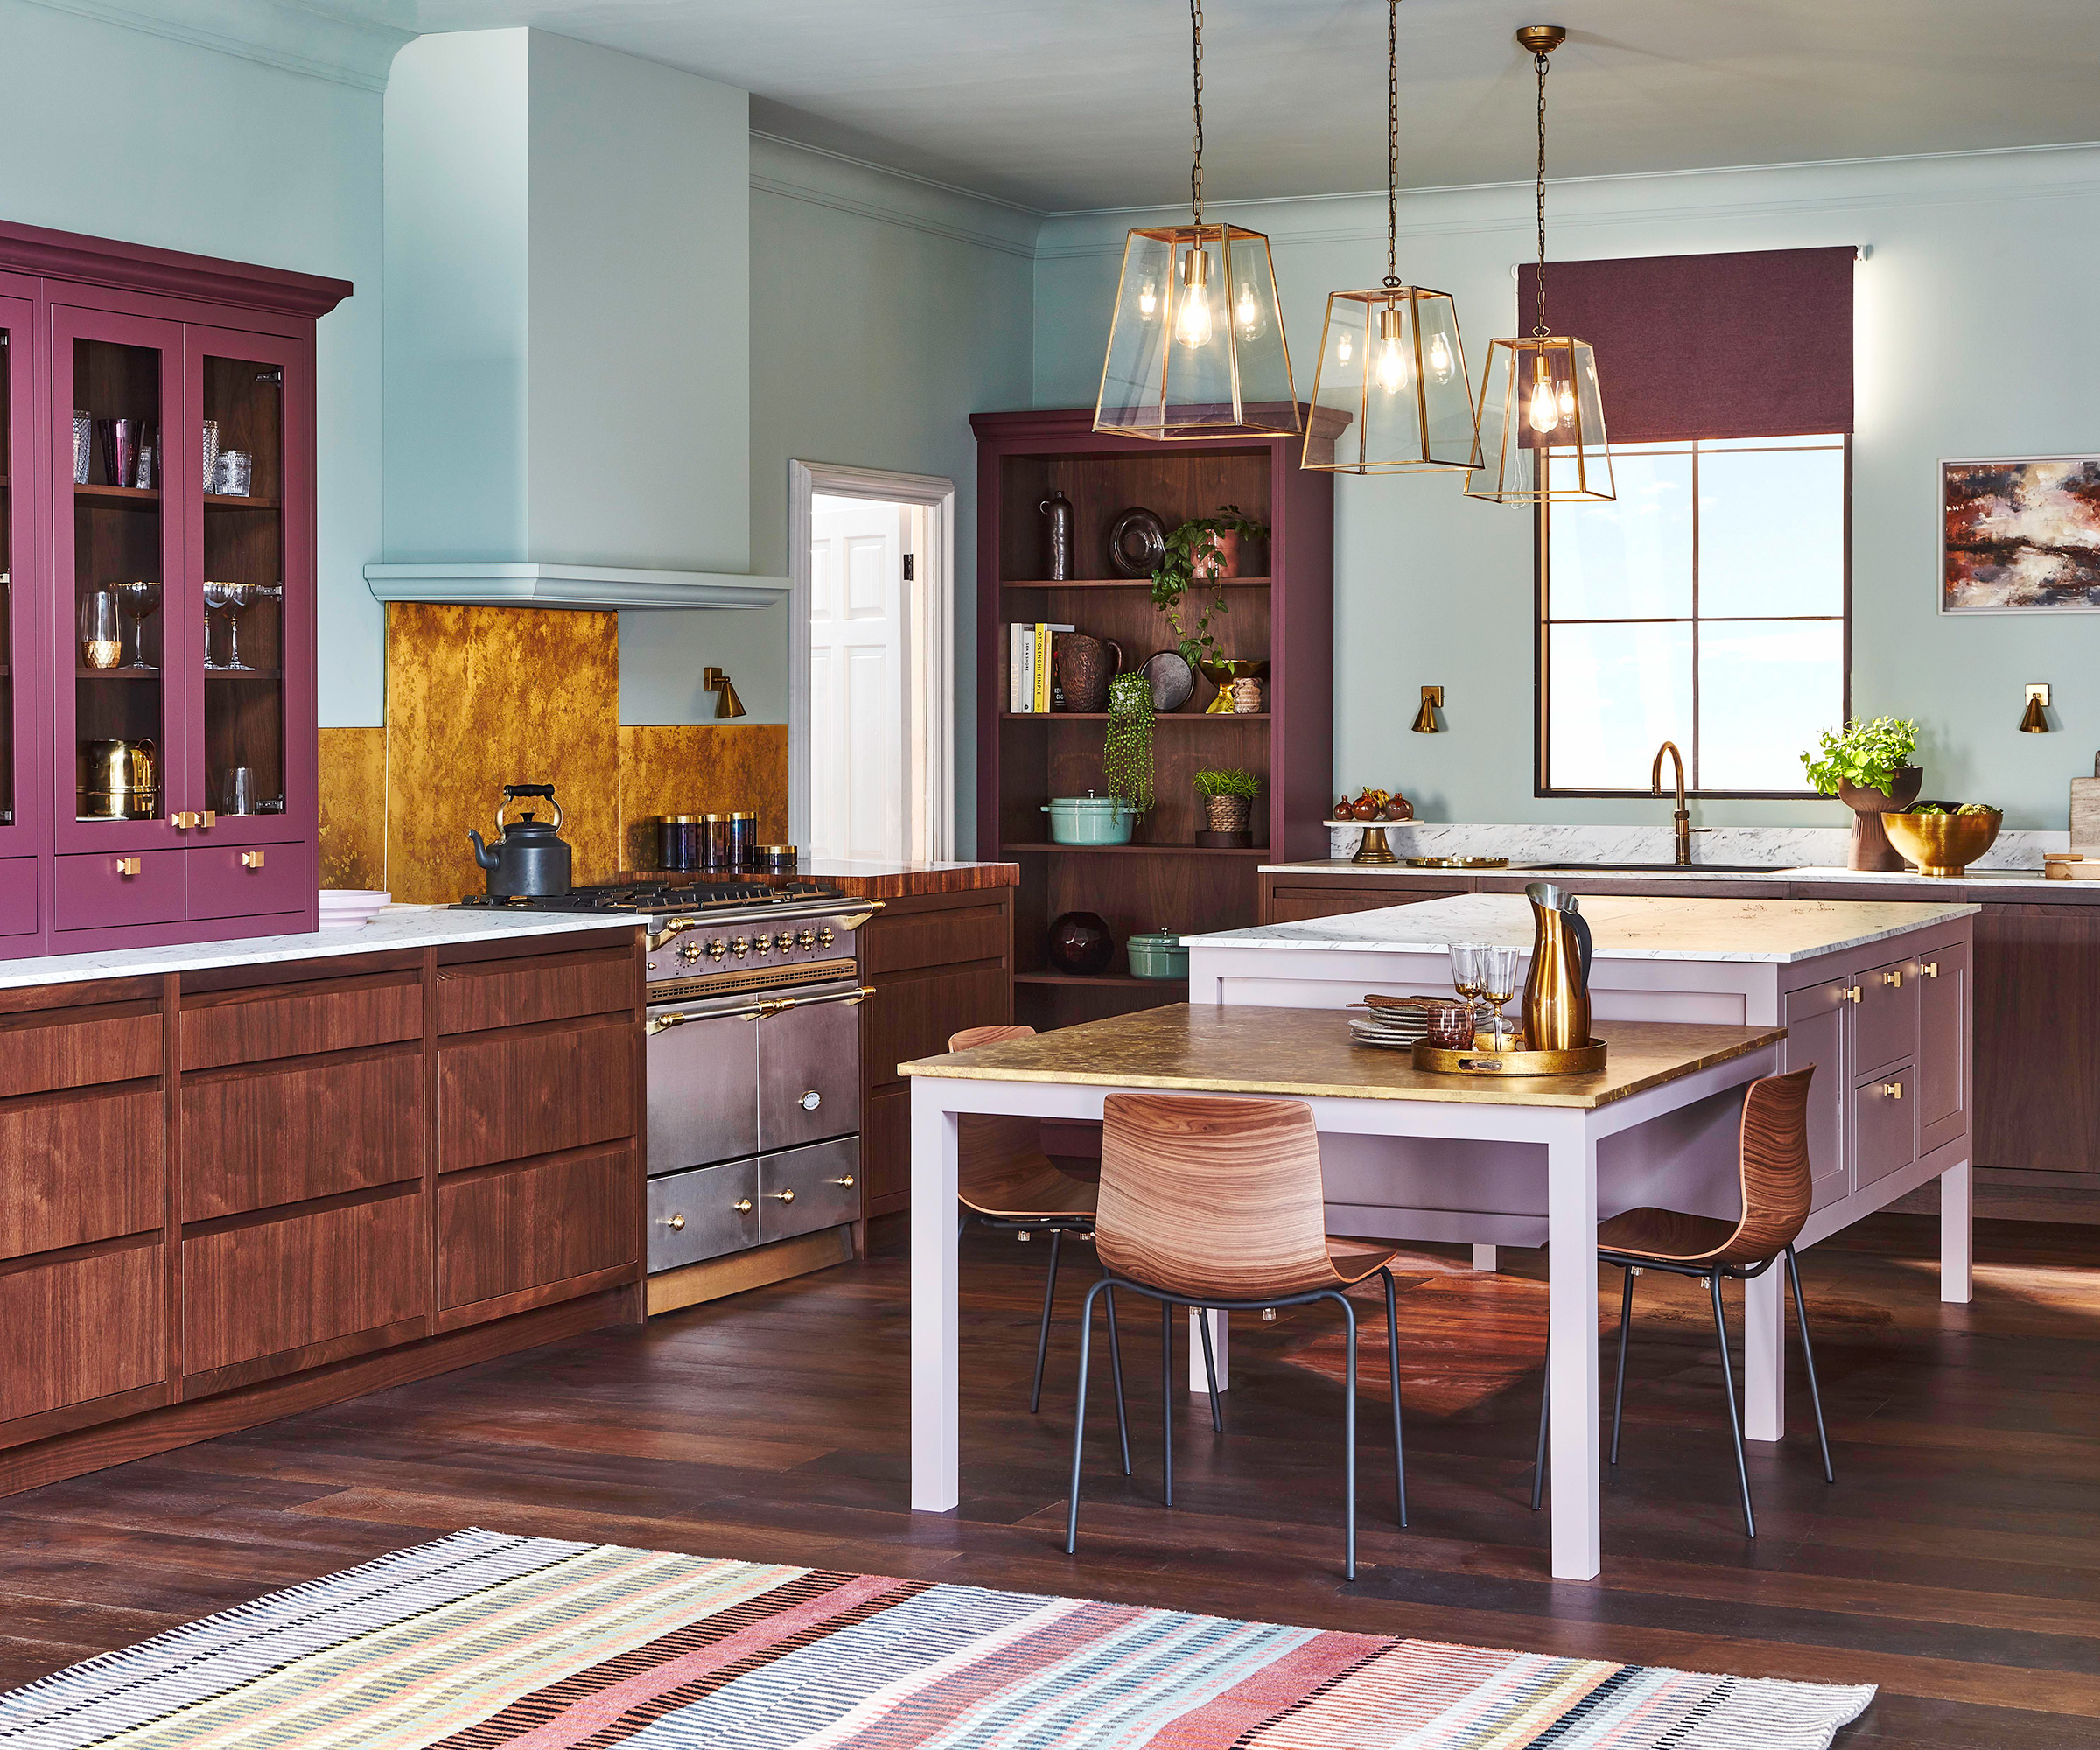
1064, 1279, 1107, 1553
1195, 1307, 1224, 1432
1709, 1271, 1757, 1538
1380, 1268, 1408, 1528
1609, 1265, 1634, 1466
1786, 1245, 1836, 1485
1530, 1365, 1549, 1512
1335, 1291, 1359, 1580
1029, 1228, 1063, 1414
1159, 1300, 1174, 1507
1102, 1278, 1130, 1475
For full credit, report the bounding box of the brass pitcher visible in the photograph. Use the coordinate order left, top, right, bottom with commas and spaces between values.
1522, 880, 1592, 1051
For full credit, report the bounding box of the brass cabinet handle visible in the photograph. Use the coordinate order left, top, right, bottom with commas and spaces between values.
1881, 969, 1901, 988
241, 850, 265, 870
116, 856, 141, 877
732, 1198, 753, 1214
830, 1174, 857, 1188
200, 810, 215, 830
768, 1188, 796, 1204
172, 811, 195, 830
1922, 960, 1940, 978
664, 1213, 687, 1231
1880, 1081, 1904, 1100
1842, 985, 1863, 1004
798, 1088, 822, 1110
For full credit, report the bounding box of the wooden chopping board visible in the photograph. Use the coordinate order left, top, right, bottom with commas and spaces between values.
2073, 768, 2100, 854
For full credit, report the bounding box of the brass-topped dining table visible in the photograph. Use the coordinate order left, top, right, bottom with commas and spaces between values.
901, 1004, 1789, 1582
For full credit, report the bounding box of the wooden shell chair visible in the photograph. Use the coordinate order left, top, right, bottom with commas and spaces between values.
1532, 1066, 1835, 1537
1066, 1091, 1409, 1581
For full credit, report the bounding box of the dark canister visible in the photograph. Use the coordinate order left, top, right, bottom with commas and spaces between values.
729, 809, 758, 868
759, 844, 798, 875
657, 814, 700, 872
701, 812, 733, 870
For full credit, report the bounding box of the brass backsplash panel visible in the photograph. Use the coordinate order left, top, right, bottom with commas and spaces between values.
618, 724, 788, 871
318, 726, 386, 890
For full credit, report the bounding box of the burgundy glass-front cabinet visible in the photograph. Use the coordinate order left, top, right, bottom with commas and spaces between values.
0, 221, 347, 956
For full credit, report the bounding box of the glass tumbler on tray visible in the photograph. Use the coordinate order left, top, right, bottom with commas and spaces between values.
1477, 944, 1522, 1049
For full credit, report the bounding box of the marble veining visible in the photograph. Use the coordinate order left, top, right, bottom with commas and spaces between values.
1189, 892, 1978, 963
0, 906, 644, 992
1322, 820, 2068, 873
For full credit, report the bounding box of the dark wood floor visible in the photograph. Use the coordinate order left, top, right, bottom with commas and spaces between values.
1, 1213, 2095, 1746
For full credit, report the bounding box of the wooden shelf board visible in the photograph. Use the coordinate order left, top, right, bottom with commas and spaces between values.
75, 484, 159, 504
204, 494, 281, 508
1001, 711, 1268, 723
76, 666, 160, 679
1001, 841, 1270, 858
1004, 576, 1270, 590
205, 668, 284, 680
1014, 970, 1187, 988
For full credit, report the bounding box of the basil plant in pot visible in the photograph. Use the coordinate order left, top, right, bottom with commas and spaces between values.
1801, 716, 1922, 872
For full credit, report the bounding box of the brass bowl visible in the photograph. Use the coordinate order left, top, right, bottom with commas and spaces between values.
1881, 808, 2003, 878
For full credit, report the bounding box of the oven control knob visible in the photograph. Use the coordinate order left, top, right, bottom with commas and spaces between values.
774, 931, 796, 951
706, 938, 726, 959
794, 929, 816, 949
729, 936, 750, 956
817, 927, 834, 948
798, 1088, 822, 1110
750, 934, 771, 956
676, 938, 704, 962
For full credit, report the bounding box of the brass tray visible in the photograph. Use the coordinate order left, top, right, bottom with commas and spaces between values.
1404, 855, 1509, 869
1411, 1037, 1608, 1077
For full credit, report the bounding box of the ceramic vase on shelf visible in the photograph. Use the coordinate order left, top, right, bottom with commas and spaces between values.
1837, 766, 1923, 872
1053, 633, 1121, 714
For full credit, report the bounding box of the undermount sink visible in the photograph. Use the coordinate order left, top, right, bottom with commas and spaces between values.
1513, 861, 1795, 873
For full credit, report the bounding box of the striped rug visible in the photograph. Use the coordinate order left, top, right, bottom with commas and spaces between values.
0, 1528, 1873, 1748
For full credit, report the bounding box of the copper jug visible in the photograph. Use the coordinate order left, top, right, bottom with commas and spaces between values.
1521, 880, 1592, 1052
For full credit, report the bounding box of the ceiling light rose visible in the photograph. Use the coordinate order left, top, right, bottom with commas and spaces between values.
1304, 0, 1479, 474
1465, 24, 1615, 504
1095, 0, 1298, 442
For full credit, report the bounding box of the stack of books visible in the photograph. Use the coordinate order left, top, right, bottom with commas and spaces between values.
1006, 621, 1075, 712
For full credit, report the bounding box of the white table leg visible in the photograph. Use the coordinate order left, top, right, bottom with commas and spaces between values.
1742, 1266, 1786, 1442
1941, 1158, 1974, 1304
1187, 1309, 1230, 1392
1472, 1244, 1498, 1273
1546, 1124, 1601, 1582
910, 1085, 961, 1512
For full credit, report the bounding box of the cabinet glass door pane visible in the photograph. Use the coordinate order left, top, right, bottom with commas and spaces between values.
200, 354, 284, 822
0, 327, 13, 830
74, 337, 165, 823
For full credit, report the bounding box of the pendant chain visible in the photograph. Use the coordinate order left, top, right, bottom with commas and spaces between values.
1189, 0, 1205, 226
1532, 46, 1550, 338
1383, 0, 1401, 288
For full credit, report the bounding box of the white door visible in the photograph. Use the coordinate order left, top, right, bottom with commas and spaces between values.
809, 494, 911, 862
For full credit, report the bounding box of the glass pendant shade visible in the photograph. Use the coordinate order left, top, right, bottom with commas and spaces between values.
1305, 285, 1479, 473
1464, 334, 1615, 504
1095, 223, 1299, 441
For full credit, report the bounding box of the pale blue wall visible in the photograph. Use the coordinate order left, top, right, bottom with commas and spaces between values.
1033, 148, 2100, 831
0, 0, 386, 724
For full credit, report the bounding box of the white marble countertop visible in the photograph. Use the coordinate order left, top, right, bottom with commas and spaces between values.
1186, 892, 1979, 964
1262, 858, 2082, 892
0, 906, 643, 991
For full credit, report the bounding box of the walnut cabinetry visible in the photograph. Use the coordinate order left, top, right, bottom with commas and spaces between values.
0, 926, 645, 1495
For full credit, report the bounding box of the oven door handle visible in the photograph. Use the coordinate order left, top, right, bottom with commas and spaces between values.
644, 1003, 769, 1037
752, 985, 877, 1018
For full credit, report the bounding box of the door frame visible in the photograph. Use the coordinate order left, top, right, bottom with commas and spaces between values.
788, 459, 956, 860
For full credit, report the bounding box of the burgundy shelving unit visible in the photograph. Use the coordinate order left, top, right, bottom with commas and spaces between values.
970, 406, 1337, 1030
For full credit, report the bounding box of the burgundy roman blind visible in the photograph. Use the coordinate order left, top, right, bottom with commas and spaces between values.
1515, 246, 1855, 444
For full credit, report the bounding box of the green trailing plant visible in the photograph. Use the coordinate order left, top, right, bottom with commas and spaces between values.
1191, 767, 1262, 800
1152, 504, 1269, 669
1800, 717, 1921, 798
1103, 672, 1156, 815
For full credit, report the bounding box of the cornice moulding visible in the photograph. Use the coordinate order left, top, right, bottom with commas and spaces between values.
21, 0, 410, 91
364, 562, 790, 610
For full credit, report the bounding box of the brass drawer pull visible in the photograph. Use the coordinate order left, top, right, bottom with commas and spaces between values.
242, 850, 265, 870
664, 1213, 687, 1231
1922, 960, 1940, 978
116, 856, 142, 877
830, 1174, 857, 1188
1880, 1081, 1904, 1100
1842, 985, 1862, 1003
732, 1197, 753, 1214
1881, 970, 1901, 988
768, 1188, 796, 1204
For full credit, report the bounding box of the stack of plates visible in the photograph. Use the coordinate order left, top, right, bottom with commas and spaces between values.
1347, 997, 1494, 1053
318, 888, 390, 931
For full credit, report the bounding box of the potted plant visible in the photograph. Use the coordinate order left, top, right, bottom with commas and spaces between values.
1193, 766, 1261, 848
1152, 504, 1269, 673
1801, 716, 1923, 872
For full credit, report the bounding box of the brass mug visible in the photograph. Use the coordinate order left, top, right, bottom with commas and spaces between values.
79, 738, 158, 820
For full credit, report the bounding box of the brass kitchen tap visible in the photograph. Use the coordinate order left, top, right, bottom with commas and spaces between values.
1652, 740, 1693, 865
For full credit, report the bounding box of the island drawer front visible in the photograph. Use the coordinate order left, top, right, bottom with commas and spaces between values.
182, 1048, 426, 1221
186, 843, 307, 921
180, 972, 424, 1070
438, 947, 634, 1036
0, 1086, 164, 1259
648, 1158, 759, 1270
1916, 942, 1969, 1157
0, 1242, 164, 1422
1852, 956, 1919, 1078
181, 1189, 427, 1379
759, 1138, 860, 1243
1852, 1068, 1914, 1193
439, 1015, 636, 1172
1265, 883, 1466, 924
0, 1001, 162, 1099
0, 857, 36, 935
52, 850, 184, 932
438, 1145, 638, 1313
1783, 980, 1849, 1211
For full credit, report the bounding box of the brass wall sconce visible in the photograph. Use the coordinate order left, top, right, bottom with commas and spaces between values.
704, 667, 746, 720
2020, 682, 2051, 734
1411, 685, 1445, 733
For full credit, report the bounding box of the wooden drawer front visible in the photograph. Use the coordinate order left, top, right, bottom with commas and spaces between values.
0, 1243, 164, 1421
1852, 956, 1918, 1076
1267, 883, 1463, 923
861, 1083, 908, 1218
0, 1088, 164, 1259
52, 850, 183, 931
759, 1138, 860, 1243
0, 856, 37, 937
648, 1158, 759, 1270
440, 1147, 637, 1311
186, 842, 307, 921
182, 1193, 426, 1376
1917, 942, 1969, 1156
440, 1017, 635, 1172
182, 973, 423, 1070
1783, 980, 1848, 1212
1852, 1068, 1914, 1193
864, 962, 1011, 1089
438, 948, 634, 1035
184, 1050, 424, 1221
0, 1004, 160, 1099
861, 901, 1007, 976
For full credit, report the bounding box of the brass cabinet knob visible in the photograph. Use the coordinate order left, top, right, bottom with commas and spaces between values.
798, 1088, 822, 1110
116, 856, 141, 877
200, 810, 215, 830
1880, 1081, 1904, 1100
1922, 960, 1940, 978
1842, 985, 1863, 1003
1881, 970, 1901, 988
241, 850, 265, 870
172, 811, 195, 830
830, 1174, 856, 1188
664, 1213, 687, 1231
768, 1187, 796, 1204
732, 1197, 753, 1214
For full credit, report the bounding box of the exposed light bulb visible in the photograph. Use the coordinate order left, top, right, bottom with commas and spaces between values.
1138, 279, 1158, 320
1176, 282, 1214, 348
1336, 330, 1353, 365
1376, 335, 1408, 395
1236, 281, 1258, 332
1527, 368, 1560, 434
1426, 332, 1454, 384
1558, 381, 1576, 418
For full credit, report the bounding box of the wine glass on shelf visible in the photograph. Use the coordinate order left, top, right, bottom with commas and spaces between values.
202, 582, 234, 669
218, 583, 279, 672
1447, 941, 1485, 1044
113, 581, 160, 669
1478, 945, 1522, 1049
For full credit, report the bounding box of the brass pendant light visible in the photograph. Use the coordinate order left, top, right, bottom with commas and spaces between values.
1095, 0, 1298, 441
1304, 0, 1479, 474
1466, 26, 1615, 504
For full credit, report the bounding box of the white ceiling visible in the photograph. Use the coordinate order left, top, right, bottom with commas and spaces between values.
323, 0, 2100, 211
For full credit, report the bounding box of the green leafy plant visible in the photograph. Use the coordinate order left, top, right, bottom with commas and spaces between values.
1191, 767, 1262, 800
1152, 504, 1269, 669
1103, 672, 1155, 815
1800, 717, 1921, 797
1908, 802, 1999, 816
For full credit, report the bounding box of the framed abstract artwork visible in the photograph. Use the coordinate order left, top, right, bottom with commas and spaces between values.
1942, 454, 2100, 612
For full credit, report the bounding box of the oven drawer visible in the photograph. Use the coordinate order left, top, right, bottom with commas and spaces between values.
759, 1138, 860, 1243
648, 1158, 760, 1271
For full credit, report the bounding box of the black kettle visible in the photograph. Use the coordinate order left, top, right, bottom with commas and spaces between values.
467, 783, 573, 897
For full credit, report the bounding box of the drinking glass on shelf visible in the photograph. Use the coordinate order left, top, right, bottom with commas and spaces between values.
213, 448, 252, 497
218, 582, 277, 671
113, 581, 159, 668
221, 766, 255, 816
200, 419, 220, 493
202, 581, 234, 668
1478, 944, 1522, 1047
79, 591, 122, 668
73, 410, 92, 486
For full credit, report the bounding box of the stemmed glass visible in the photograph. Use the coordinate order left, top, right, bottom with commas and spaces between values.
202, 582, 234, 669
218, 583, 279, 672
1478, 945, 1522, 1047
113, 581, 160, 669
1447, 941, 1486, 1044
